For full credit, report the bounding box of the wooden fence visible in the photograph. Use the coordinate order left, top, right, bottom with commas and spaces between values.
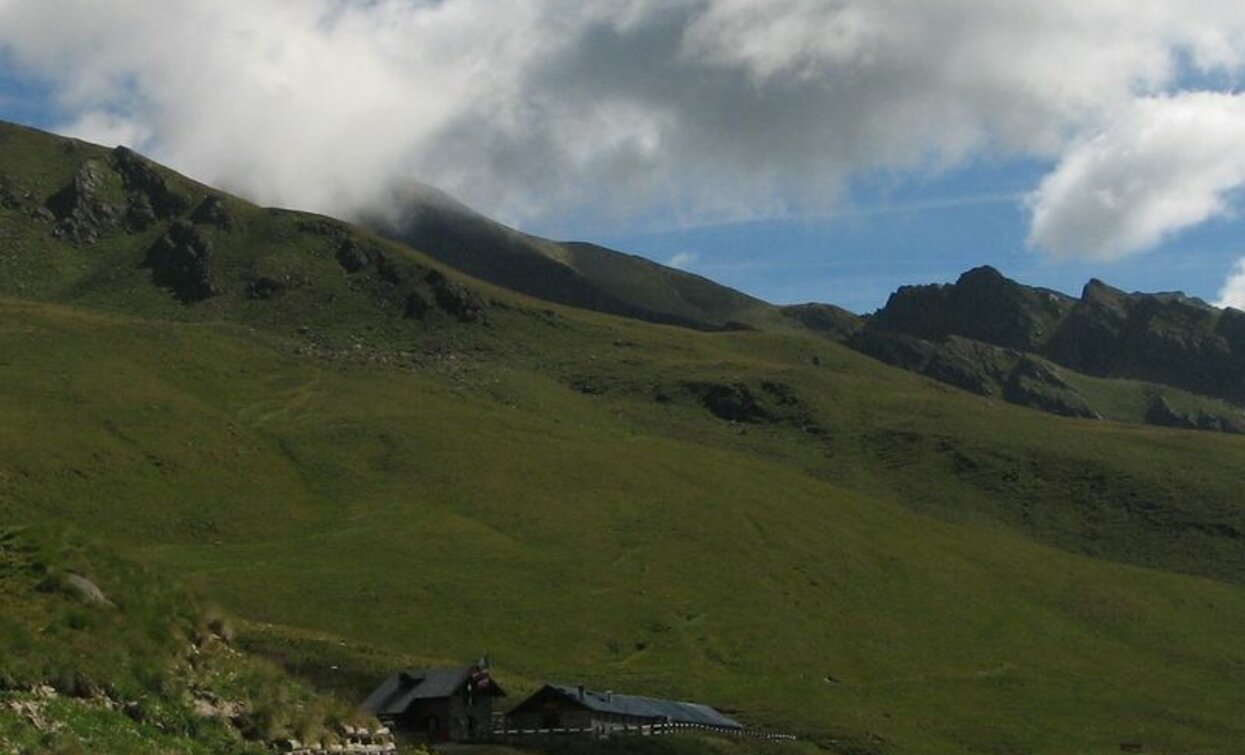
492, 720, 796, 741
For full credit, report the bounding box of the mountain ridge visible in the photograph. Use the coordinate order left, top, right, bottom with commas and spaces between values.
851, 264, 1245, 432
365, 184, 784, 332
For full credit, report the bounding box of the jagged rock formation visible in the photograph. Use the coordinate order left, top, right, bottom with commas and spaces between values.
27, 145, 193, 246
44, 160, 124, 244
112, 146, 189, 227
1046, 279, 1245, 404
868, 265, 1073, 351
854, 266, 1245, 431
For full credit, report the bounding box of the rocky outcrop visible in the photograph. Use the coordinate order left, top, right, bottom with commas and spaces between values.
333, 234, 485, 323
856, 267, 1245, 430
191, 195, 234, 230
424, 269, 484, 323
868, 266, 1074, 351
112, 146, 189, 228
36, 149, 193, 243
144, 221, 217, 303
44, 160, 124, 244
850, 332, 1016, 397
1144, 394, 1245, 434
1046, 281, 1244, 403
1002, 357, 1099, 419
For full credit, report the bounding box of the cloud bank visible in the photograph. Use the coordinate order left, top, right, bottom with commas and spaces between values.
1, 0, 1244, 256
1029, 93, 1245, 259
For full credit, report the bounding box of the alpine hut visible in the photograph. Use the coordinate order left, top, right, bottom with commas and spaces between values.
361, 662, 504, 742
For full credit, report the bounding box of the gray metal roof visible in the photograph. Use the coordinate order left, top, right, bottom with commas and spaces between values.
544, 683, 743, 729
361, 667, 475, 717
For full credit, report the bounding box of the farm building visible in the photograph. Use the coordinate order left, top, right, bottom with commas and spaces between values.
360, 663, 504, 742
505, 683, 743, 734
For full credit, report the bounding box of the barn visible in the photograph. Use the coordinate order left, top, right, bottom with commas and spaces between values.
360, 663, 504, 742
505, 683, 743, 734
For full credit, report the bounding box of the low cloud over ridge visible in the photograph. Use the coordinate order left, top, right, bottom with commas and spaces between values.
2, 0, 1245, 257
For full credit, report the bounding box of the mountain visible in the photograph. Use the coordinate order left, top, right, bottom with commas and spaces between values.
3, 120, 1245, 754
366, 187, 1245, 435
851, 265, 1245, 432
365, 184, 785, 332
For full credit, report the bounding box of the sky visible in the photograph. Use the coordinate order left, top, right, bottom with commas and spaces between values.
1, 0, 1245, 313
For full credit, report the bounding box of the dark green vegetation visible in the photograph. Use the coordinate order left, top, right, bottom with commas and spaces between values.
851, 266, 1245, 432
2, 120, 1245, 754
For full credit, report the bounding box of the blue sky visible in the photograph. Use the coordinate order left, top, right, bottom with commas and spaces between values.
586, 159, 1245, 313
3, 1, 1245, 314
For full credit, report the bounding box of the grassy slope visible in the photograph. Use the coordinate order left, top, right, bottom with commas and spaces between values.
3, 299, 1245, 755
2, 122, 1245, 753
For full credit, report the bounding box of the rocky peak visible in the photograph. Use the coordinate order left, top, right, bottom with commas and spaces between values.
868, 266, 1072, 352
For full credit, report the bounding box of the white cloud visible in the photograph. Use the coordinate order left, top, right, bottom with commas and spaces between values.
1, 0, 1244, 248
1027, 92, 1245, 259
667, 251, 698, 270
1216, 258, 1245, 310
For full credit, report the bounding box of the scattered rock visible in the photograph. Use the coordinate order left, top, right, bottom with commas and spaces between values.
64, 572, 114, 608
144, 221, 218, 303
570, 379, 603, 395
245, 276, 286, 300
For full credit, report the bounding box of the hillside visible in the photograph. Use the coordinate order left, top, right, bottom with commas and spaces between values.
365, 184, 784, 332
3, 120, 1245, 754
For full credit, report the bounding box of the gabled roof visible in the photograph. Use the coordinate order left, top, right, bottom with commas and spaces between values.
530, 683, 743, 729
362, 666, 503, 717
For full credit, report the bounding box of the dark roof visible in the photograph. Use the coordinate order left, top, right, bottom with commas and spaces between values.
362, 667, 503, 717
536, 684, 743, 729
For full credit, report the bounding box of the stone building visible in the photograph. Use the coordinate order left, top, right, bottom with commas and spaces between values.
361, 663, 504, 742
